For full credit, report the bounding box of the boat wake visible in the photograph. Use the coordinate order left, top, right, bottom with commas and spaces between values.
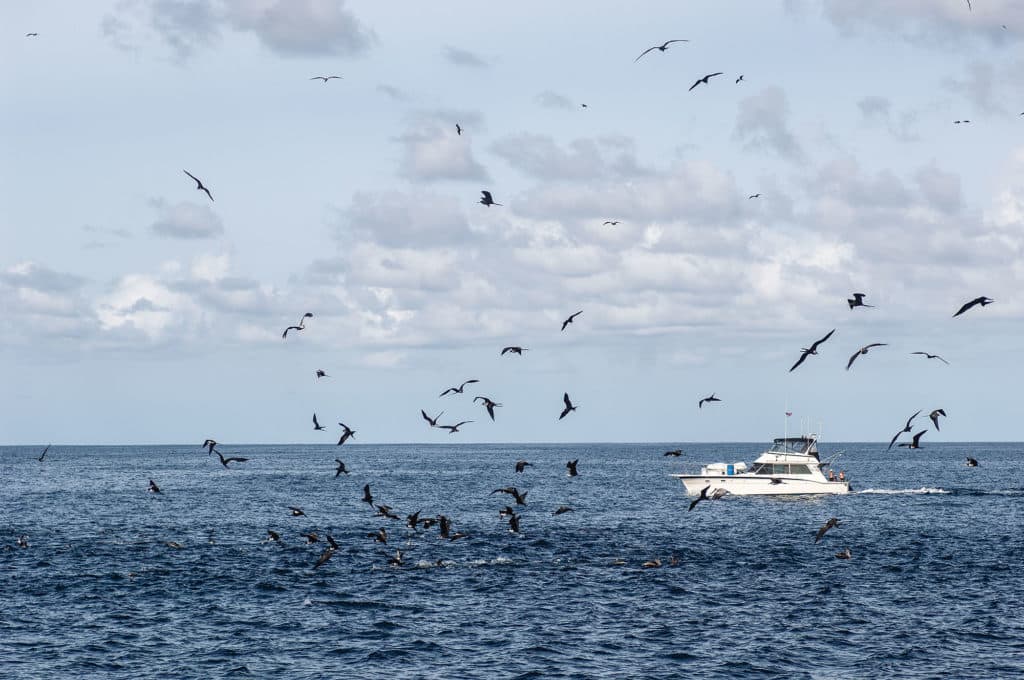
857, 487, 950, 495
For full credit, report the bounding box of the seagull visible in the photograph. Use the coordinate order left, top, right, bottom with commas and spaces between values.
421, 409, 444, 427
456, 123, 462, 135
336, 422, 355, 445
664, 449, 683, 457
930, 409, 946, 431
514, 460, 532, 473
553, 506, 574, 515
846, 343, 887, 370
848, 293, 873, 309
439, 420, 472, 434
560, 310, 583, 331
440, 379, 479, 397
898, 429, 927, 449
288, 506, 306, 517
313, 413, 326, 431
479, 190, 502, 207
310, 75, 342, 83
183, 170, 213, 202
148, 479, 162, 494
559, 392, 577, 420
888, 410, 922, 450
282, 312, 313, 339
835, 548, 852, 559
315, 369, 328, 379
566, 459, 579, 477
313, 535, 340, 569
748, 193, 761, 199
362, 484, 374, 506
698, 393, 721, 409
603, 220, 621, 226
815, 517, 840, 543
474, 396, 502, 421
37, 445, 50, 462
966, 457, 979, 467
334, 459, 349, 477
688, 484, 711, 511
215, 451, 249, 468
501, 346, 527, 355
689, 72, 724, 91
911, 352, 949, 365
789, 329, 836, 372
953, 296, 993, 317
634, 39, 688, 62
202, 439, 218, 455
735, 75, 744, 83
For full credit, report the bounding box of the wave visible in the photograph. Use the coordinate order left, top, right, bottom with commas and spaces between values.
857, 487, 950, 495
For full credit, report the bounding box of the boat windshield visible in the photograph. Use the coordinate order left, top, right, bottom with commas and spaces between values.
769, 438, 812, 454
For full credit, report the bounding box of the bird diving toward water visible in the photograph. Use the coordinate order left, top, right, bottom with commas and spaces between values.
421, 409, 444, 427
561, 310, 583, 331
930, 409, 946, 431
183, 170, 213, 201
559, 392, 577, 420
848, 293, 873, 309
815, 518, 840, 543
501, 346, 527, 356
698, 393, 721, 409
440, 379, 479, 397
334, 459, 349, 477
911, 352, 949, 365
898, 430, 927, 449
566, 459, 579, 477
634, 39, 688, 62
846, 343, 887, 370
664, 449, 683, 457
202, 439, 218, 455
37, 445, 50, 462
966, 457, 979, 467
479, 190, 501, 207
337, 422, 355, 445
888, 410, 922, 450
688, 484, 711, 511
953, 296, 993, 317
474, 396, 502, 421
789, 329, 836, 372
313, 535, 339, 569
514, 460, 532, 473
215, 451, 249, 468
508, 514, 521, 533
282, 312, 313, 338
148, 479, 161, 494
689, 72, 724, 91
313, 413, 326, 431
310, 75, 342, 83
439, 420, 472, 434
492, 486, 528, 505
362, 484, 374, 507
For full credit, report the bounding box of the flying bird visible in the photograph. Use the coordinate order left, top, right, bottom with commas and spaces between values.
664, 449, 683, 457
336, 422, 356, 446
362, 484, 374, 506
508, 514, 521, 533
953, 120, 971, 124
334, 459, 349, 477
263, 530, 281, 543
846, 343, 887, 370
514, 460, 532, 473
375, 504, 399, 520
288, 506, 306, 517
559, 392, 577, 420
898, 429, 927, 449
202, 439, 218, 455
313, 413, 326, 431
501, 346, 527, 355
689, 72, 724, 91
421, 409, 444, 427
553, 506, 574, 515
911, 352, 949, 365
888, 410, 922, 450
183, 170, 213, 202
282, 312, 313, 339
474, 396, 502, 421
368, 528, 387, 544
566, 459, 579, 477
26, 33, 38, 37
440, 379, 479, 397
641, 558, 662, 569
789, 329, 836, 372
215, 451, 249, 468
561, 310, 583, 331
456, 123, 462, 135
929, 409, 946, 431
313, 535, 340, 569
815, 517, 840, 543
492, 487, 528, 505
953, 296, 993, 317
966, 457, 979, 467
310, 75, 342, 82
479, 190, 502, 207
300, 532, 319, 544
688, 484, 711, 511
37, 445, 50, 462
315, 369, 328, 379
439, 420, 473, 433
735, 75, 744, 83
698, 393, 721, 409
148, 479, 161, 494
748, 193, 761, 199
848, 293, 873, 309
387, 549, 404, 566
835, 548, 852, 559
603, 220, 621, 226
634, 39, 688, 62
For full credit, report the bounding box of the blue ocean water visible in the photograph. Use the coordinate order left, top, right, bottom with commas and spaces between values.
1, 441, 1022, 679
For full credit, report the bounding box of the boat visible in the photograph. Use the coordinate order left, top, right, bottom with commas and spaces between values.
671, 434, 850, 496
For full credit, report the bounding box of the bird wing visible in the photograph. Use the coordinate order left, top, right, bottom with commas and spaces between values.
887, 431, 902, 450
226, 456, 248, 463
953, 300, 976, 317
481, 190, 493, 201
313, 414, 321, 428
461, 379, 480, 389
912, 430, 926, 446
563, 392, 572, 408
634, 45, 660, 62
183, 169, 200, 187
789, 351, 809, 372
439, 387, 456, 397
663, 39, 688, 47
810, 329, 836, 351
845, 351, 860, 370
501, 347, 511, 355
313, 547, 334, 569
688, 78, 702, 91
904, 410, 922, 429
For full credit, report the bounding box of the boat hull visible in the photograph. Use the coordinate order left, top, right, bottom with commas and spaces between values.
672, 474, 850, 496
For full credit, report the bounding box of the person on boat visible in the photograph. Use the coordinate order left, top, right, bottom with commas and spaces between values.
828, 470, 836, 481
838, 470, 846, 482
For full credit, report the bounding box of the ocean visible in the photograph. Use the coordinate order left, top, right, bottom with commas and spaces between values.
1, 441, 1022, 679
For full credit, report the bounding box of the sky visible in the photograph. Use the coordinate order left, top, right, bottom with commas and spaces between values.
2, 0, 1024, 445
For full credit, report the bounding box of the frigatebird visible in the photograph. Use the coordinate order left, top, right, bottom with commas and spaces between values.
183, 170, 213, 201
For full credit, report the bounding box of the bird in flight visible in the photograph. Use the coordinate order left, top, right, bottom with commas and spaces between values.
664, 449, 683, 457
953, 120, 971, 124
634, 39, 688, 62
930, 409, 947, 431
508, 514, 521, 533
362, 484, 374, 507
479, 190, 501, 207
815, 517, 840, 543
37, 445, 50, 462
965, 0, 972, 10
688, 484, 711, 511
215, 451, 249, 468
848, 293, 873, 309
835, 548, 852, 559
698, 393, 721, 409
456, 123, 462, 136
966, 457, 979, 467
26, 33, 39, 37
846, 343, 887, 370
911, 352, 949, 365
735, 75, 744, 83
561, 310, 583, 331
554, 506, 574, 515
334, 459, 349, 477
514, 460, 532, 473
493, 486, 528, 505
310, 75, 342, 83
888, 409, 922, 450
789, 329, 836, 372
315, 369, 328, 379
603, 220, 621, 226
337, 422, 355, 446
689, 72, 724, 91
559, 392, 577, 420
566, 459, 579, 477
748, 193, 761, 199
148, 479, 162, 494
313, 413, 326, 431
501, 346, 527, 356
282, 313, 313, 339
421, 409, 444, 427
474, 396, 502, 421
898, 430, 927, 449
313, 535, 340, 569
439, 420, 472, 434
183, 170, 214, 202
953, 296, 993, 317
440, 379, 479, 397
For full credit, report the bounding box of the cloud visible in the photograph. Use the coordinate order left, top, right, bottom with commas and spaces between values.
339, 189, 481, 248
734, 87, 804, 161
0, 262, 86, 293
491, 134, 647, 181
536, 90, 574, 110
857, 95, 920, 142
942, 61, 1004, 114
395, 111, 489, 182
441, 45, 489, 68
376, 84, 410, 102
150, 200, 225, 239
818, 0, 1021, 46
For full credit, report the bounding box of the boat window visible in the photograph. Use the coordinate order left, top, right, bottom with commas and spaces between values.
753, 464, 772, 474
789, 464, 811, 475
772, 464, 789, 475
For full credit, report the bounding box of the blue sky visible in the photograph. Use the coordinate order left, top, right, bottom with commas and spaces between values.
2, 0, 1023, 445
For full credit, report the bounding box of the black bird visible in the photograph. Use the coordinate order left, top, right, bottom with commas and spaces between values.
421, 409, 444, 427
215, 451, 249, 468
440, 379, 479, 397
664, 449, 683, 457
603, 220, 621, 226
634, 39, 688, 62
966, 457, 979, 467
16, 535, 29, 549
439, 420, 472, 434
815, 517, 840, 543
492, 487, 528, 505
930, 409, 947, 431
508, 514, 521, 533
566, 459, 579, 477
337, 422, 355, 445
375, 504, 399, 520
911, 352, 949, 365
288, 506, 306, 517
553, 506, 574, 515
561, 310, 583, 331
313, 535, 339, 569
953, 120, 971, 124
387, 549, 404, 566
498, 505, 516, 518
789, 329, 836, 372
406, 511, 422, 529
148, 479, 161, 494
310, 75, 342, 82
37, 445, 50, 462
514, 460, 532, 473
888, 410, 922, 450
501, 346, 527, 355
362, 484, 374, 506
835, 548, 852, 559
282, 312, 313, 339
898, 430, 927, 449
369, 528, 387, 544
456, 123, 462, 135
264, 529, 281, 543
301, 532, 319, 544
26, 33, 38, 37
735, 75, 744, 83
848, 293, 873, 309
474, 396, 502, 421
559, 392, 577, 420
479, 190, 502, 207
688, 484, 711, 511
846, 343, 887, 370
748, 193, 761, 199
698, 393, 721, 409
689, 72, 724, 91
202, 439, 218, 455
183, 170, 214, 201
953, 296, 993, 317
313, 413, 326, 431
438, 515, 452, 539
334, 459, 349, 477
315, 369, 328, 379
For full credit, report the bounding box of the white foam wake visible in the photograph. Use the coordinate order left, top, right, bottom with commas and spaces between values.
857, 487, 950, 495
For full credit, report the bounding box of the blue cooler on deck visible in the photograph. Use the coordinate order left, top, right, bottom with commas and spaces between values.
726, 464, 734, 475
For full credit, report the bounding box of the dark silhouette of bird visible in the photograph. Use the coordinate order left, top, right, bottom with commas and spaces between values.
148, 479, 161, 494
561, 310, 583, 331
664, 449, 683, 457
369, 528, 387, 544
553, 506, 574, 515
514, 460, 532, 473
642, 558, 662, 568
815, 517, 840, 543
264, 529, 281, 543
835, 548, 852, 559
748, 193, 761, 199
789, 329, 836, 372
930, 409, 946, 431
566, 459, 579, 477
337, 422, 355, 445
26, 33, 38, 37
301, 532, 319, 545
498, 505, 516, 518
898, 430, 927, 449
966, 457, 979, 467
288, 506, 306, 517
439, 420, 472, 433
202, 439, 218, 455
848, 293, 873, 309
313, 535, 339, 569
313, 413, 326, 431
603, 220, 621, 226
282, 312, 313, 338
315, 369, 328, 379
735, 75, 744, 83
689, 72, 724, 91
421, 409, 444, 427
183, 170, 213, 201
846, 343, 887, 370
508, 514, 521, 533
387, 549, 404, 566
456, 123, 462, 135
580, 103, 588, 108
406, 511, 422, 529
634, 39, 688, 62
953, 120, 971, 124
474, 396, 502, 420
440, 379, 479, 397
688, 484, 711, 511
215, 451, 249, 468
438, 515, 452, 539
911, 352, 949, 365
362, 484, 374, 506
559, 392, 577, 419
953, 296, 993, 317
16, 535, 29, 549
310, 75, 342, 83
492, 487, 528, 505
501, 346, 527, 355
37, 445, 50, 462
888, 410, 922, 450
375, 504, 399, 520
479, 190, 501, 207
965, 0, 972, 11
334, 459, 349, 477
698, 393, 721, 409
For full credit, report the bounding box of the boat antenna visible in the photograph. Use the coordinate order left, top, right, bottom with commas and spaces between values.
784, 399, 789, 442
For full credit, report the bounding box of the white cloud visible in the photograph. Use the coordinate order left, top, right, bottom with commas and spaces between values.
150, 200, 225, 239
734, 87, 804, 161
396, 111, 489, 182
441, 45, 489, 68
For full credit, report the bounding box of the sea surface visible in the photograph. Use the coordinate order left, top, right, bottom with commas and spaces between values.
1, 441, 1022, 679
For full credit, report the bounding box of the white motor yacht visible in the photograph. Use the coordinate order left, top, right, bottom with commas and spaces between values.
671, 435, 849, 496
